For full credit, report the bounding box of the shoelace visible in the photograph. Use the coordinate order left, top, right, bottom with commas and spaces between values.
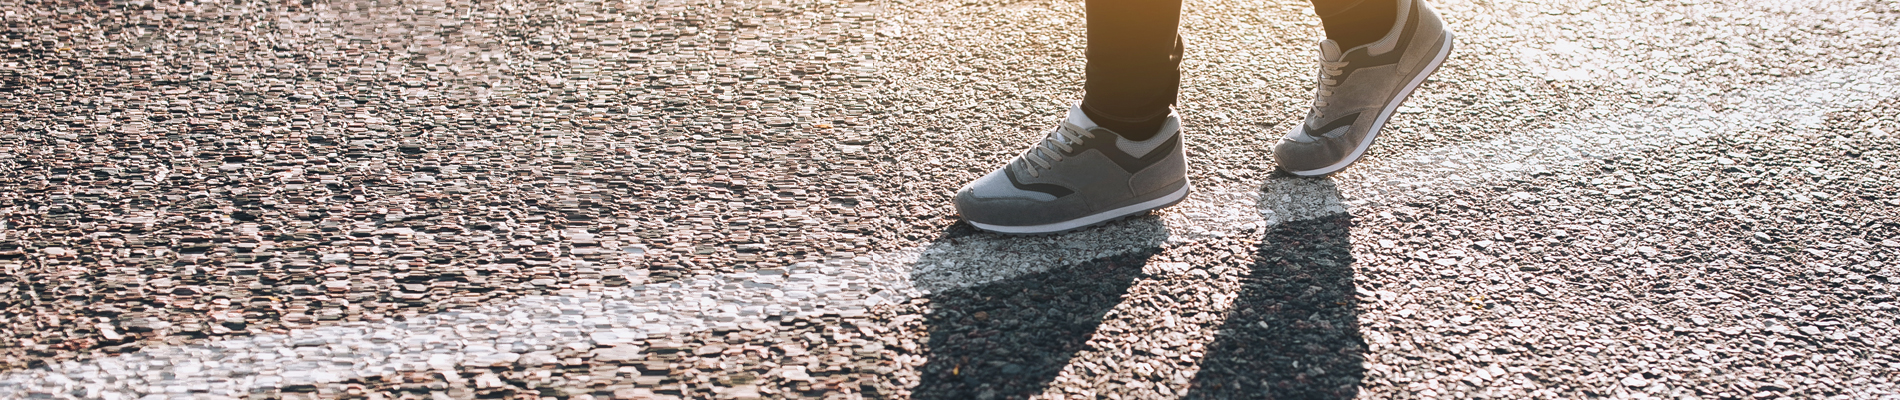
1016, 121, 1095, 178
1313, 58, 1351, 113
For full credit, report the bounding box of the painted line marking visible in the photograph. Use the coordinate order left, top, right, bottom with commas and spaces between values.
10, 0, 1900, 386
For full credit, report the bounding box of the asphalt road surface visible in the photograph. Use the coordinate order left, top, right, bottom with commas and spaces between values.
1, 0, 1897, 398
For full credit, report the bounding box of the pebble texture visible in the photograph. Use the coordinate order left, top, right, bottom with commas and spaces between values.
2, 0, 1899, 398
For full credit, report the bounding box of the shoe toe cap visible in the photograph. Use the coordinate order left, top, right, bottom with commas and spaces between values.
955, 175, 1087, 228
956, 189, 1066, 227
1272, 138, 1343, 173
951, 184, 982, 216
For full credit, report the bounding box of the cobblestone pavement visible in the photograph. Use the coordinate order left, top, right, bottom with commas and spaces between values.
1, 0, 1898, 398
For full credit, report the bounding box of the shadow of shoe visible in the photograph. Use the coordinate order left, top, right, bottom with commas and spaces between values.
908, 214, 1171, 399
1184, 173, 1365, 399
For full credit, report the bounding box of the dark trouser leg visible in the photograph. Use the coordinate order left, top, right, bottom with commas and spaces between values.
1081, 0, 1183, 141
1312, 0, 1399, 49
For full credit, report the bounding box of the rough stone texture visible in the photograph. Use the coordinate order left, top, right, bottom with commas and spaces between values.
2, 0, 1899, 397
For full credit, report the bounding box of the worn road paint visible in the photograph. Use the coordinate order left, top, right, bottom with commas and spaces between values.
5, 23, 1898, 400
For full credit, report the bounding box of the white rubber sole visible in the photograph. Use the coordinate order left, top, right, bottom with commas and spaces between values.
968, 180, 1193, 235
1288, 30, 1457, 177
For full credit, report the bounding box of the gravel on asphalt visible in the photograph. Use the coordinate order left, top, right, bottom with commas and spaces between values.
1, 0, 1898, 398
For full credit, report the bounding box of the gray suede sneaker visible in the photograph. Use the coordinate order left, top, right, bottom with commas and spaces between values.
1274, 0, 1454, 176
954, 106, 1192, 234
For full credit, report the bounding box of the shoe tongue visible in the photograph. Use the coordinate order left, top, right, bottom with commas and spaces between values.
1065, 106, 1096, 128
1319, 39, 1344, 61
1057, 106, 1095, 144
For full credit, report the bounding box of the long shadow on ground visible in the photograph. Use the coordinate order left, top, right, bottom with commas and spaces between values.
907, 217, 1169, 399
1185, 181, 1362, 398
904, 175, 1365, 398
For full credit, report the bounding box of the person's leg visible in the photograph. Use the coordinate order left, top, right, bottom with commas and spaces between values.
1311, 0, 1398, 50
950, 0, 1193, 234
1081, 0, 1184, 141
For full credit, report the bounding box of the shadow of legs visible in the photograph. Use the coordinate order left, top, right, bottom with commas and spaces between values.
910, 220, 1168, 399
1185, 213, 1364, 398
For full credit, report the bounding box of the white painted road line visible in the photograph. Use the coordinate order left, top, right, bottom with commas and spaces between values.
7, 59, 1895, 399
6, 36, 1899, 400
1339, 62, 1900, 206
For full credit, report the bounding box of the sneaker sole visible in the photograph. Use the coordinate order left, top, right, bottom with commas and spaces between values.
1287, 30, 1456, 177
967, 180, 1193, 235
